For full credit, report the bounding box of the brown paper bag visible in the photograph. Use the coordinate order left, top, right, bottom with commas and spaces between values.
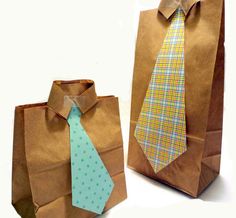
12, 80, 127, 217
128, 0, 224, 197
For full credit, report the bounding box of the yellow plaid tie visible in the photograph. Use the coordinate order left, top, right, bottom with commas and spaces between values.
135, 8, 187, 173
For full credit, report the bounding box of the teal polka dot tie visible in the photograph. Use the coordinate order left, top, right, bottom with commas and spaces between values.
67, 106, 114, 214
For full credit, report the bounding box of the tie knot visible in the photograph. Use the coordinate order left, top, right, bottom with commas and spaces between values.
171, 7, 185, 24
176, 7, 185, 17
67, 106, 81, 124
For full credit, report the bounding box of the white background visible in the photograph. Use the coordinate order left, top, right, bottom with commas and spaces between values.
0, 0, 235, 217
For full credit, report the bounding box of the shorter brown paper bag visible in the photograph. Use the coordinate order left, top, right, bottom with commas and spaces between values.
12, 80, 127, 217
128, 0, 225, 197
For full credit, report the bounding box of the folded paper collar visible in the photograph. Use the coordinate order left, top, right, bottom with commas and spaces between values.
47, 80, 98, 119
158, 0, 201, 19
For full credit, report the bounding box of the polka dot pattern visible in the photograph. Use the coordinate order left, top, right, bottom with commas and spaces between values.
67, 106, 114, 214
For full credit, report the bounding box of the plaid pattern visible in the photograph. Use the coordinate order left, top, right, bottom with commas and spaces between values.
135, 8, 187, 173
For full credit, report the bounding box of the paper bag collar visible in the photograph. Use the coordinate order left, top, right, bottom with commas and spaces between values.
47, 80, 98, 119
158, 0, 202, 19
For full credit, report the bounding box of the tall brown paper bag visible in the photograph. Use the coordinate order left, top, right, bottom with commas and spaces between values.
128, 0, 225, 197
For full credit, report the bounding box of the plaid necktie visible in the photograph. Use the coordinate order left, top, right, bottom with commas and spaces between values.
68, 105, 114, 214
135, 8, 187, 173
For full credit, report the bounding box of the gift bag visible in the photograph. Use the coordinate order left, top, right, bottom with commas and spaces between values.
12, 80, 127, 217
128, 0, 224, 197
